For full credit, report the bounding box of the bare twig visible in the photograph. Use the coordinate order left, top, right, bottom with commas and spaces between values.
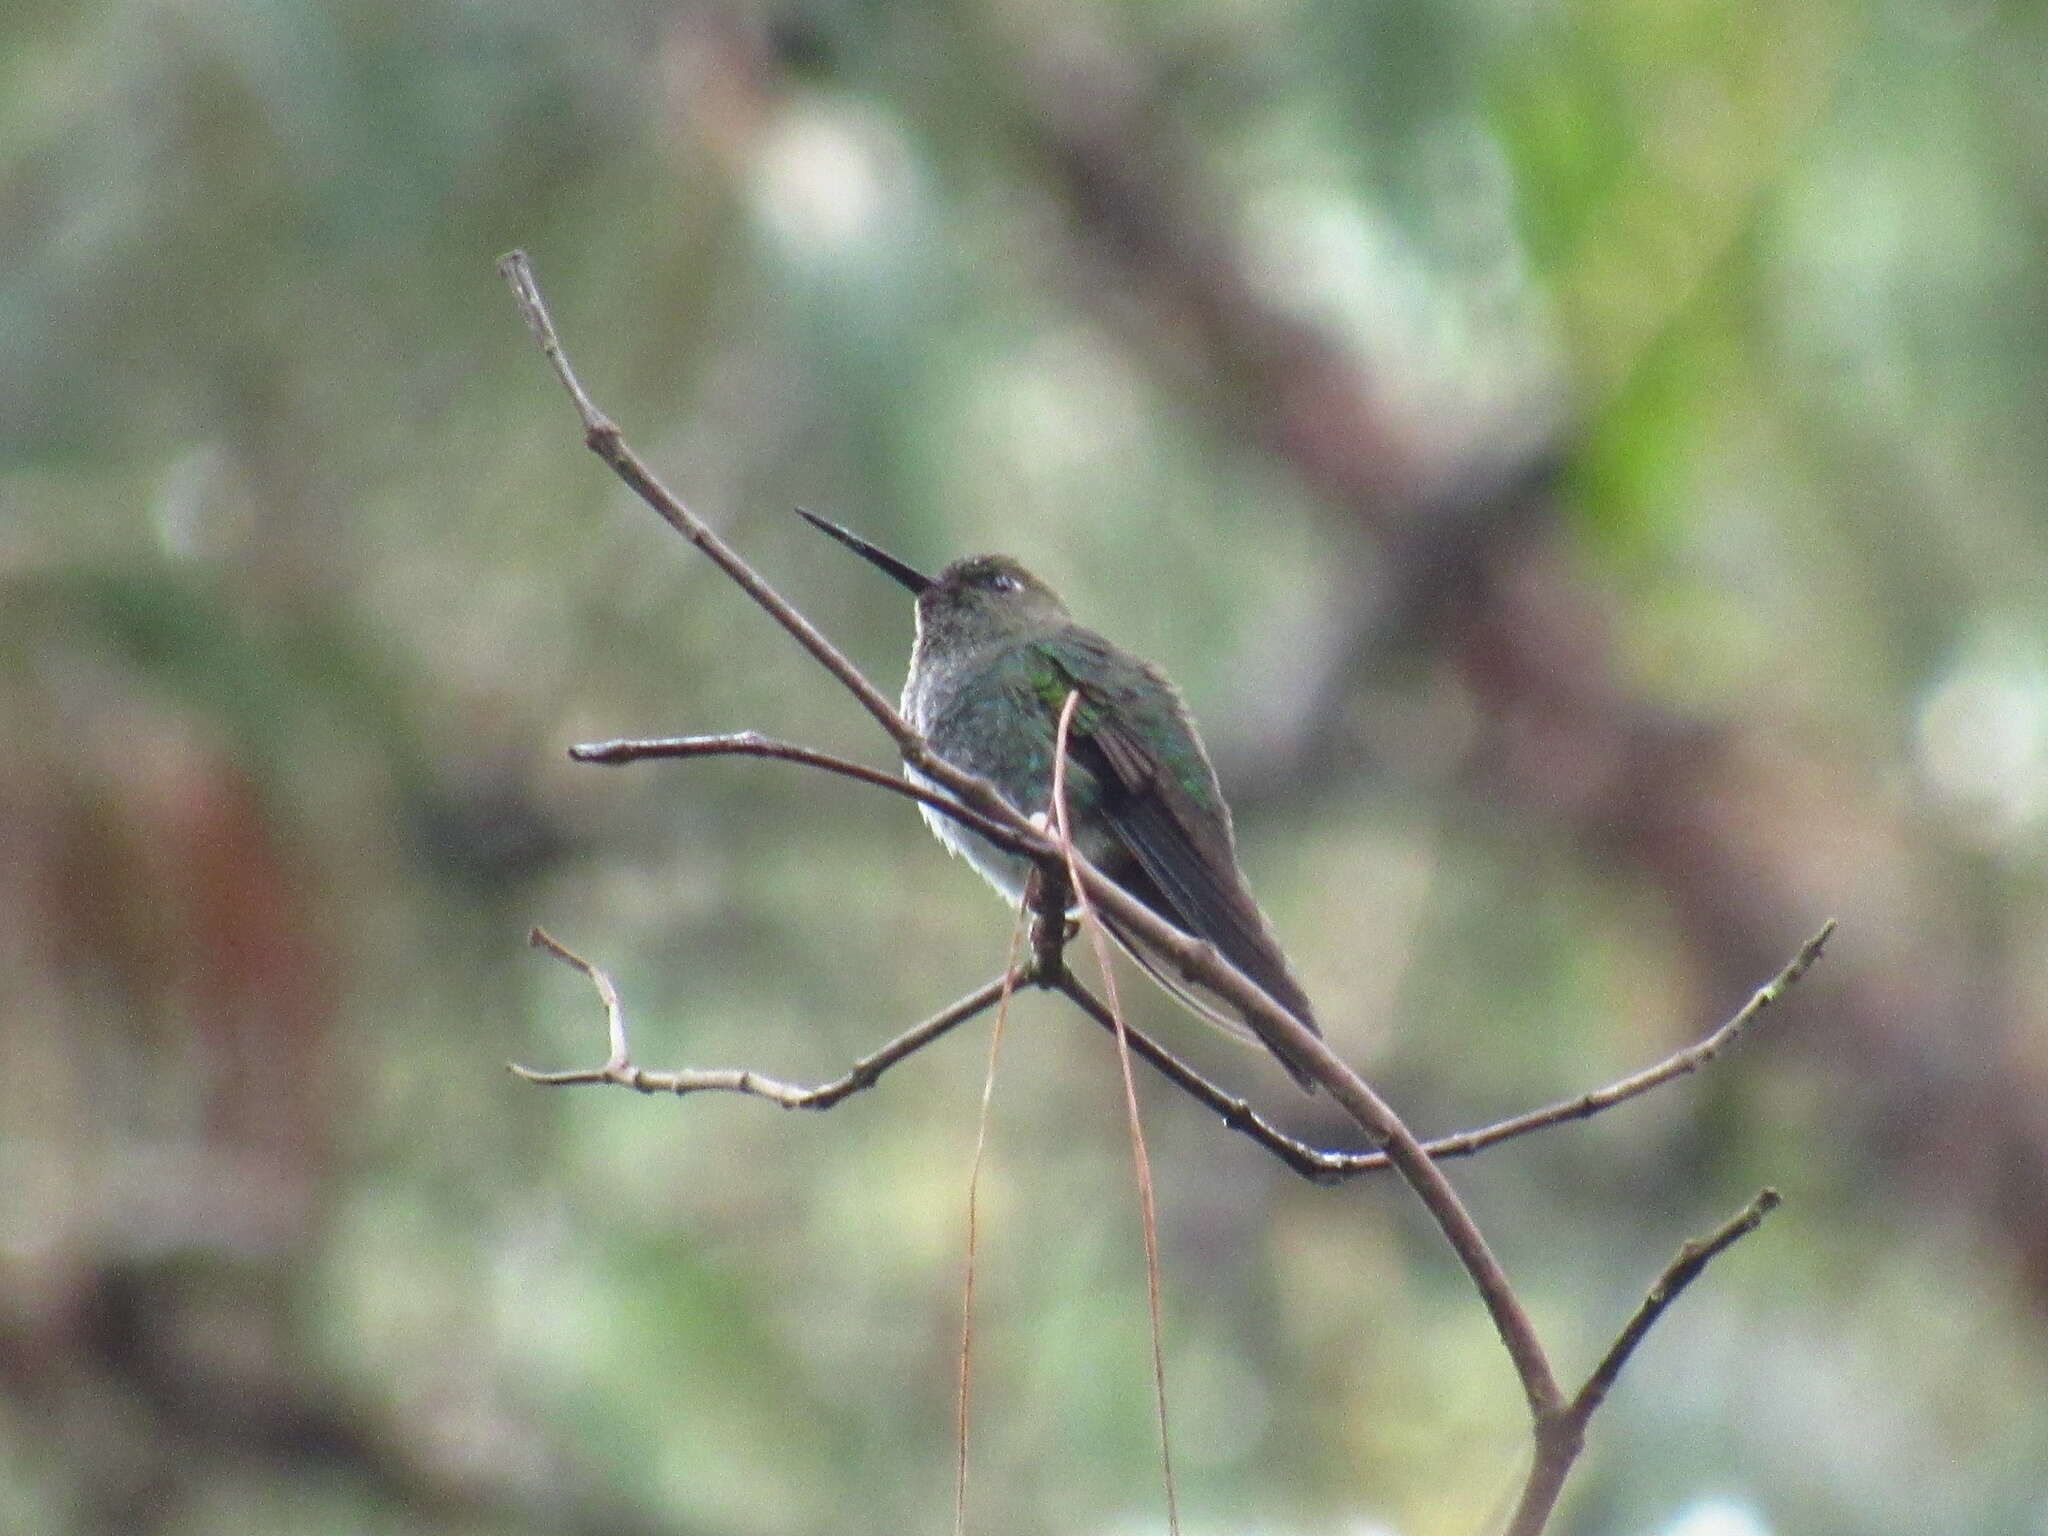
526, 927, 629, 1070
570, 732, 1028, 855
1504, 1188, 1784, 1536
1174, 919, 1835, 1184
520, 922, 1282, 1149
513, 929, 1013, 1107
498, 251, 923, 758
1049, 972, 1346, 1178
512, 927, 1833, 1188
1575, 1188, 1782, 1420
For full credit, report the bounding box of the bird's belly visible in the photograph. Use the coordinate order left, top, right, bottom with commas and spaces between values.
905, 760, 1035, 902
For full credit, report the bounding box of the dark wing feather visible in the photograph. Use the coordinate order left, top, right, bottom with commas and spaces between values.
1049, 658, 1323, 1090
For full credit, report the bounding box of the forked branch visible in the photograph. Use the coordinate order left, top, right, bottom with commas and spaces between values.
520, 924, 1830, 1193
500, 249, 1826, 1534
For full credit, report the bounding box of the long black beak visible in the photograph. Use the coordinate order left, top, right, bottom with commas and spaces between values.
796, 508, 935, 594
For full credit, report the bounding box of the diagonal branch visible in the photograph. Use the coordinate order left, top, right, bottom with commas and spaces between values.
1505, 1188, 1784, 1536
1049, 971, 1348, 1181
499, 253, 923, 759
1575, 1188, 1782, 1422
1288, 919, 1835, 1178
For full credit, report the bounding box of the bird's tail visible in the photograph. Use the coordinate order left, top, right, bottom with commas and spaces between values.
1096, 911, 1324, 1094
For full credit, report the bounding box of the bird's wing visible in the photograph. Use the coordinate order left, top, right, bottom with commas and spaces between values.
1034, 647, 1322, 1085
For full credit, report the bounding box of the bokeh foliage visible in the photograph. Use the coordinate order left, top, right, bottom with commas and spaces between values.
5, 1, 2048, 1533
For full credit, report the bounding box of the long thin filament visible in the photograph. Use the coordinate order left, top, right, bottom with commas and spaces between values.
954, 909, 1028, 1536
1050, 690, 1181, 1536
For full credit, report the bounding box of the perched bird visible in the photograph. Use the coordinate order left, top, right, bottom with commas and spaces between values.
799, 509, 1324, 1091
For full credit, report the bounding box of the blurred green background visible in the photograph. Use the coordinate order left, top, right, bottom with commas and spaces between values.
5, 0, 2047, 1532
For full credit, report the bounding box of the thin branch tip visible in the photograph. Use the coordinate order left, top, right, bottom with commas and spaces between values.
527, 926, 587, 970
1573, 1184, 1787, 1421
1791, 918, 1836, 971
507, 1059, 602, 1086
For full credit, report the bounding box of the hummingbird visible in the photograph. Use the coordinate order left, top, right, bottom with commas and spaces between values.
799, 509, 1325, 1092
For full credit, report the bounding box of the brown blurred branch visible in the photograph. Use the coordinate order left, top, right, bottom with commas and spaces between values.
501, 250, 1827, 1536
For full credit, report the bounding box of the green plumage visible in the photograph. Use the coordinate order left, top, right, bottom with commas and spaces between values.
800, 515, 1324, 1092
